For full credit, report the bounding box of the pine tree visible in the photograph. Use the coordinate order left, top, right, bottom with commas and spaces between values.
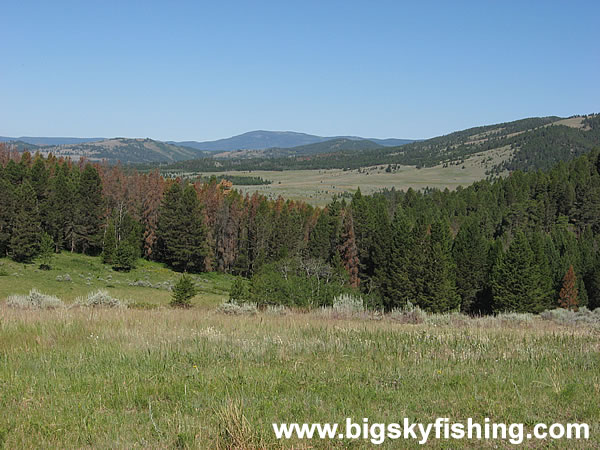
47, 163, 75, 251
369, 199, 392, 296
558, 265, 578, 310
9, 181, 41, 262
157, 182, 208, 272
351, 188, 377, 285
528, 230, 556, 310
380, 208, 412, 310
421, 219, 460, 312
112, 239, 138, 272
585, 261, 600, 310
0, 175, 15, 256
452, 217, 489, 312
307, 210, 334, 261
73, 165, 104, 254
102, 220, 117, 264
29, 156, 49, 201
38, 232, 55, 270
477, 239, 504, 314
4, 159, 26, 185
491, 231, 545, 313
170, 273, 197, 307
338, 210, 360, 287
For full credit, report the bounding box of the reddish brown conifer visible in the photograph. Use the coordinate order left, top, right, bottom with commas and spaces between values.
339, 210, 360, 287
558, 265, 578, 310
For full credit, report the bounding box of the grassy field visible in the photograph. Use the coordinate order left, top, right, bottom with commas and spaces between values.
0, 252, 234, 307
0, 305, 599, 447
1, 254, 598, 447
182, 147, 511, 206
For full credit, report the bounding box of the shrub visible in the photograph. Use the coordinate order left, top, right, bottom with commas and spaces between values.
389, 301, 427, 324
75, 290, 125, 308
425, 311, 467, 327
170, 273, 197, 308
265, 304, 289, 316
495, 312, 534, 325
332, 293, 364, 314
229, 278, 249, 303
129, 280, 173, 290
248, 259, 349, 308
6, 289, 64, 309
217, 301, 258, 315
541, 307, 600, 326
56, 273, 72, 282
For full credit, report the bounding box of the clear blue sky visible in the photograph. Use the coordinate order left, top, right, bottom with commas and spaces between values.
1, 1, 599, 141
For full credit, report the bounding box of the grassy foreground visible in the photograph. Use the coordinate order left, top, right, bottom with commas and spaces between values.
0, 306, 598, 448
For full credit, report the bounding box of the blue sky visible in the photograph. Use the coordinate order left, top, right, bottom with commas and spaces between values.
1, 1, 598, 141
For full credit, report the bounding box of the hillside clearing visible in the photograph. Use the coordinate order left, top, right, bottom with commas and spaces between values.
0, 253, 234, 307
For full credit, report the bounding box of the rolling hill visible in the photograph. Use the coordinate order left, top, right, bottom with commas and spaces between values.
31, 138, 206, 163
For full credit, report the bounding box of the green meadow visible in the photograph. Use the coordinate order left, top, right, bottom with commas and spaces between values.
0, 255, 598, 448
0, 252, 234, 308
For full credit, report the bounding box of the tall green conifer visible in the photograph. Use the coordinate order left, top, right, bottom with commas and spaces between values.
9, 181, 41, 262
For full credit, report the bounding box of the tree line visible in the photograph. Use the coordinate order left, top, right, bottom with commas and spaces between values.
1, 143, 599, 313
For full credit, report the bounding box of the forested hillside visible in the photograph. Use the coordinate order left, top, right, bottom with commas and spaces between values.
160, 115, 600, 173
213, 138, 385, 159
1, 143, 599, 314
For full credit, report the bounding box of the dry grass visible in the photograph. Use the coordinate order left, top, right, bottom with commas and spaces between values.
548, 117, 588, 130
187, 163, 494, 206
0, 305, 598, 447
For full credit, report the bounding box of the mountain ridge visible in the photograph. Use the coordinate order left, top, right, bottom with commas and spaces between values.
169, 130, 414, 151
1, 131, 414, 163
158, 114, 600, 173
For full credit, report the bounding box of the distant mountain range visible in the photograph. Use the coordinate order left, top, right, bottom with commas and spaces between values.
160, 114, 600, 173
169, 131, 414, 152
0, 131, 414, 163
2, 116, 599, 171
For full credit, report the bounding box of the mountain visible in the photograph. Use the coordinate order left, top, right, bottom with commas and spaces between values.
170, 130, 414, 151
0, 136, 105, 146
171, 131, 327, 151
160, 114, 600, 173
33, 138, 205, 163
